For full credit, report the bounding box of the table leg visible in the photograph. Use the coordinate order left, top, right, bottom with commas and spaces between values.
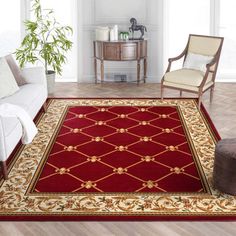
137, 60, 141, 85
94, 58, 97, 84
101, 60, 104, 83
144, 58, 147, 83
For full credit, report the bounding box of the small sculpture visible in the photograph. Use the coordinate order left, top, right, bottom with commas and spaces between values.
129, 18, 147, 40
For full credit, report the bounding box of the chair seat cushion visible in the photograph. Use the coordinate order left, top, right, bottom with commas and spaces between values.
163, 81, 213, 92
164, 69, 205, 87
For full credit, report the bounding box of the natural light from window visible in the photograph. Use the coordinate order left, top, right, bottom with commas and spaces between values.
0, 0, 236, 81
36, 0, 77, 81
0, 0, 21, 56
166, 0, 210, 70
218, 0, 236, 77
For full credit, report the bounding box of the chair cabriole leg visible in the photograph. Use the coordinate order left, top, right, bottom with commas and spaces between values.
198, 92, 202, 110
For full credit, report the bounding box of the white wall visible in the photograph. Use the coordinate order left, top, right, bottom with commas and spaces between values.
77, 0, 164, 83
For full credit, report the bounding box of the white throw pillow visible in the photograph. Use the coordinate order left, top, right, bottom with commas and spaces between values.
183, 53, 213, 72
0, 58, 19, 99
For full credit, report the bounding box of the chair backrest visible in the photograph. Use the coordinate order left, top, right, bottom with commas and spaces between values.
187, 34, 224, 57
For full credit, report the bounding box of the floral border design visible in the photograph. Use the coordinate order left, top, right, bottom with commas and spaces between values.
0, 99, 235, 216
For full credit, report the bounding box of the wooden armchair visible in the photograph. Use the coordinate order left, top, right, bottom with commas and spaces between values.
161, 34, 224, 108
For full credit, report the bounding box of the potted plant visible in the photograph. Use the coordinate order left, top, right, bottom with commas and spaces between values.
15, 0, 73, 93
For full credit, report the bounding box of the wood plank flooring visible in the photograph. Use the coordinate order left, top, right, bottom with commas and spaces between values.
51, 82, 236, 138
1, 82, 236, 236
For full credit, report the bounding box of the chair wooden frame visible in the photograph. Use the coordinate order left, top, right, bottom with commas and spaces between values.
161, 34, 224, 109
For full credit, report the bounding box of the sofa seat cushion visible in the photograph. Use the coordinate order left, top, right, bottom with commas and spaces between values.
0, 83, 47, 141
0, 84, 46, 118
164, 69, 210, 87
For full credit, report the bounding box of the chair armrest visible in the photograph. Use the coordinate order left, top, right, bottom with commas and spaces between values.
206, 58, 217, 71
22, 67, 47, 87
200, 62, 215, 89
199, 57, 218, 89
168, 46, 188, 63
164, 47, 188, 74
168, 52, 186, 63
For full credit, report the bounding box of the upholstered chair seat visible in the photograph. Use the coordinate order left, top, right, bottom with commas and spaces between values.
163, 69, 214, 92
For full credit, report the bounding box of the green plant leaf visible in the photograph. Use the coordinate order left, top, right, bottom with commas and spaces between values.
15, 0, 73, 75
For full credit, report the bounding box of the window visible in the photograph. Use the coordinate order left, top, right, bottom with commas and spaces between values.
39, 0, 77, 81
0, 0, 77, 81
218, 0, 236, 78
0, 0, 21, 56
165, 0, 211, 69
165, 0, 236, 80
165, 0, 210, 68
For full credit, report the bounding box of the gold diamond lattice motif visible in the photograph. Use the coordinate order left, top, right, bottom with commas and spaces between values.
33, 104, 205, 195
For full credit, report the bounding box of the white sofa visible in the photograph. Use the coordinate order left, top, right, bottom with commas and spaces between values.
0, 67, 47, 179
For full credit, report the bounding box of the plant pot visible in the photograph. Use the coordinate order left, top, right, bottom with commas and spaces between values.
46, 70, 55, 94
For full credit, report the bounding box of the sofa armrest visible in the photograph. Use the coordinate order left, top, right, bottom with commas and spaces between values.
22, 67, 47, 87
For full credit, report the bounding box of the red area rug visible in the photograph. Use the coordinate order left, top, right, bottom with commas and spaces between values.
32, 105, 205, 194
1, 98, 233, 221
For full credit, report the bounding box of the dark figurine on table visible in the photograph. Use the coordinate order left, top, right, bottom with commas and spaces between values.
129, 18, 147, 40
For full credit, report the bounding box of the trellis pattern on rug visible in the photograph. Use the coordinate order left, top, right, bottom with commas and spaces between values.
1, 99, 235, 219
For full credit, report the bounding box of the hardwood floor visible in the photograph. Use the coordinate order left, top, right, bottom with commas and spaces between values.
1, 222, 236, 236
1, 82, 236, 236
51, 82, 236, 138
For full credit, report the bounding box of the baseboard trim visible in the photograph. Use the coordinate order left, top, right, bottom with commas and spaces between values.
216, 79, 236, 83
76, 75, 162, 83
56, 76, 236, 84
